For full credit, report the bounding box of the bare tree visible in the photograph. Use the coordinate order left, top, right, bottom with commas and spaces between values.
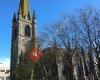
36, 6, 100, 80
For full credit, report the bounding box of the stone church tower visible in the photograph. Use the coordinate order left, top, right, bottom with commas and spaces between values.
10, 0, 37, 79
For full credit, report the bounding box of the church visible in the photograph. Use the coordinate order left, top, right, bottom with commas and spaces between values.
10, 0, 100, 80
10, 0, 38, 80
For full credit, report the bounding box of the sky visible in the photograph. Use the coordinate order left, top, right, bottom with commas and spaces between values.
0, 0, 100, 67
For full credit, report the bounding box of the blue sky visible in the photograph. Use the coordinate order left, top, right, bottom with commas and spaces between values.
0, 0, 100, 60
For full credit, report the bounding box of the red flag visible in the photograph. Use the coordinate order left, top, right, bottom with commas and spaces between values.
28, 48, 42, 63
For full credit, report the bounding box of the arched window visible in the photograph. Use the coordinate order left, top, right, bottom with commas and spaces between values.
25, 25, 30, 37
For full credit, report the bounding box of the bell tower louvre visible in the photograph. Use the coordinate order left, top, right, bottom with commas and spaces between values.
10, 0, 38, 79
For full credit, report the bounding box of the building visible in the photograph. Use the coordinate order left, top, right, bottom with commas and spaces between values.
0, 63, 10, 80
0, 69, 10, 80
10, 0, 100, 80
10, 0, 38, 80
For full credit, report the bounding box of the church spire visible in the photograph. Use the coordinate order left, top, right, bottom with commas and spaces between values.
32, 11, 38, 48
12, 13, 16, 24
18, 0, 30, 19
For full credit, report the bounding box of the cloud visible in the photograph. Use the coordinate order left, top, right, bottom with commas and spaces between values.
0, 58, 10, 70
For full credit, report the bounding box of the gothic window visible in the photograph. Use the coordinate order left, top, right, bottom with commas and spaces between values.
25, 25, 30, 37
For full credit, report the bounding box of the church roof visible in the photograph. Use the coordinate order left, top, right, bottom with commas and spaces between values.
18, 0, 30, 19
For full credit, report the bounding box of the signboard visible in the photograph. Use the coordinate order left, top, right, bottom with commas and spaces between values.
28, 48, 42, 63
